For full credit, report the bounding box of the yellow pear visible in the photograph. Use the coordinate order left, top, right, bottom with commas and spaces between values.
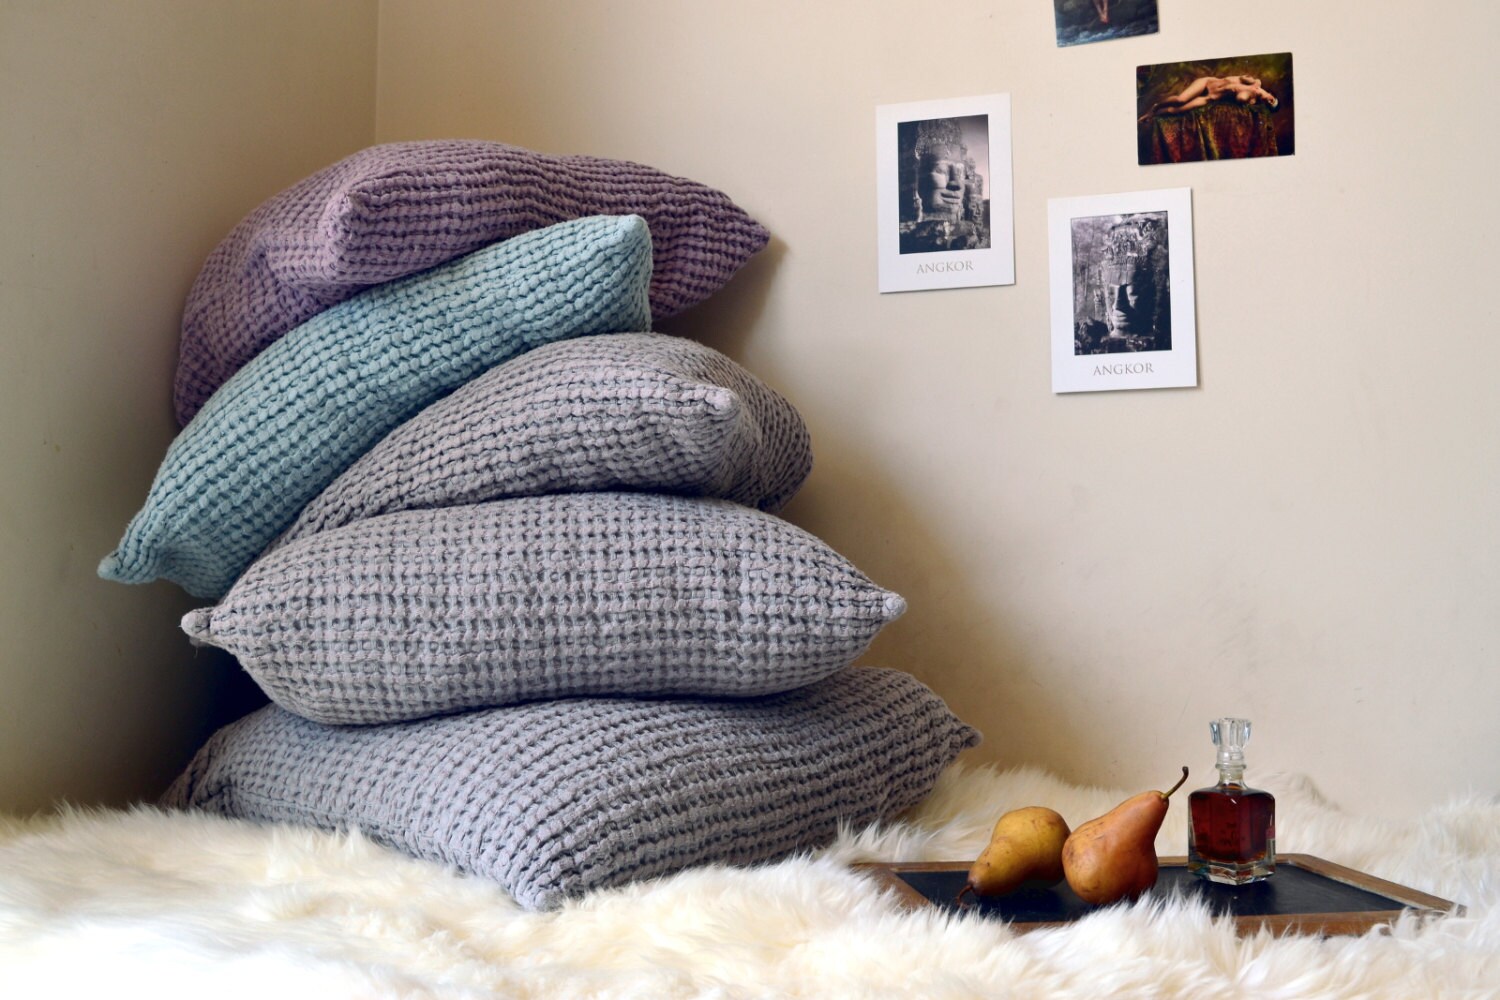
956, 806, 1072, 903
1061, 767, 1189, 906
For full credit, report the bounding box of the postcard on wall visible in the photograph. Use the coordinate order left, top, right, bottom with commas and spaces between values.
1053, 0, 1158, 47
1047, 188, 1196, 393
876, 93, 1015, 293
1137, 52, 1294, 165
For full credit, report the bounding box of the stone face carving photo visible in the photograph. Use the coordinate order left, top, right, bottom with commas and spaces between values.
1137, 52, 1295, 165
896, 115, 992, 256
1069, 210, 1171, 356
875, 93, 1015, 294
1047, 188, 1197, 394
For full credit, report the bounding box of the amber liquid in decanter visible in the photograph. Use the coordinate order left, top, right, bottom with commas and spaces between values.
1187, 717, 1275, 885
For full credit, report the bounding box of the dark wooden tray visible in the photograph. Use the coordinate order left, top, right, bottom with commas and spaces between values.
855, 854, 1463, 937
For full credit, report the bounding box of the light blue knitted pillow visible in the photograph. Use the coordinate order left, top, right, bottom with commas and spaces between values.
100, 215, 653, 599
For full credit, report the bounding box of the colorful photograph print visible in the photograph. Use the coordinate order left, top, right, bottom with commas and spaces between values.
1054, 0, 1158, 48
1048, 188, 1197, 394
1137, 52, 1294, 165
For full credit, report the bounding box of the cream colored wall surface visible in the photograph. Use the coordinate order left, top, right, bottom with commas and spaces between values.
376, 0, 1500, 818
0, 0, 377, 814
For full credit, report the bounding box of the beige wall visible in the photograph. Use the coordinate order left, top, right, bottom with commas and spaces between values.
4, 0, 1495, 821
377, 0, 1499, 817
0, 0, 377, 814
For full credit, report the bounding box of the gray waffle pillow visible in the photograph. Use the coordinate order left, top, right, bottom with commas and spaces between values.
183, 492, 907, 725
175, 139, 771, 425
272, 333, 812, 550
161, 666, 980, 910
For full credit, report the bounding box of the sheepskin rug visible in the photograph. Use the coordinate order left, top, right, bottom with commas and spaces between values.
2, 762, 1496, 999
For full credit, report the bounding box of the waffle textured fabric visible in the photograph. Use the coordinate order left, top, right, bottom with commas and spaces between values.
161, 666, 980, 910
273, 333, 812, 550
183, 492, 906, 725
175, 139, 771, 425
100, 215, 653, 600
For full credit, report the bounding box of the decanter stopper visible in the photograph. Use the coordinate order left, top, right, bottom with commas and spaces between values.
1210, 717, 1251, 771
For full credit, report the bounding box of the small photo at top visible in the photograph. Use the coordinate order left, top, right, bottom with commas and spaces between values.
1137, 52, 1295, 165
1053, 0, 1158, 48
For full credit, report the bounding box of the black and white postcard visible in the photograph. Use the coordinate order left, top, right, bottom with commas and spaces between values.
876, 93, 1015, 293
1048, 188, 1196, 393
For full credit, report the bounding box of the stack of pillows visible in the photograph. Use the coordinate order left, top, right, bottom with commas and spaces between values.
100, 140, 979, 910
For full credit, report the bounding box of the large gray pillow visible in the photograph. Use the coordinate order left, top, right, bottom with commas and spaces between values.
272, 333, 812, 550
184, 493, 906, 725
175, 139, 771, 425
161, 666, 981, 910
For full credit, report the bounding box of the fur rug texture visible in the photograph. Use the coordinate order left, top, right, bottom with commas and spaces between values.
2, 762, 1496, 999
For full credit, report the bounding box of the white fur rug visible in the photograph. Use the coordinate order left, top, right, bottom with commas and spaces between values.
2, 763, 1496, 999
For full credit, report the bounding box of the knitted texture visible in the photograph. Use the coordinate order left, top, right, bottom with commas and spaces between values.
175, 139, 771, 425
183, 492, 906, 725
100, 215, 653, 600
272, 332, 812, 550
161, 666, 980, 911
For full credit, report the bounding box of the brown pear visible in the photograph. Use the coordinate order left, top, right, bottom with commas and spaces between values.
1061, 767, 1189, 906
956, 806, 1072, 903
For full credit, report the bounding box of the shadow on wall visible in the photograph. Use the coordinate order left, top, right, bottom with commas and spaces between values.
661, 236, 1089, 778
776, 431, 1096, 780
655, 236, 782, 357
151, 645, 270, 799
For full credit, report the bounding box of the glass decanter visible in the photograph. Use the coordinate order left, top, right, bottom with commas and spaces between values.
1188, 717, 1276, 884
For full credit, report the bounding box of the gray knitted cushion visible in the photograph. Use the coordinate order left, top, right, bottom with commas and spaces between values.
272, 333, 812, 550
184, 493, 907, 725
100, 215, 652, 600
161, 666, 980, 910
175, 139, 771, 425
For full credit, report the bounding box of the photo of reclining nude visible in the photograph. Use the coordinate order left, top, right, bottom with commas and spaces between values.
1136, 52, 1295, 165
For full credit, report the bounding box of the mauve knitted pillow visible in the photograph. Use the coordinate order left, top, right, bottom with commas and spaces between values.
183, 492, 906, 725
161, 666, 980, 910
272, 332, 812, 551
100, 214, 653, 600
175, 139, 771, 425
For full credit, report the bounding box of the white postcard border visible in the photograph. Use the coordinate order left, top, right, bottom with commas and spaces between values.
1047, 187, 1197, 393
876, 93, 1015, 294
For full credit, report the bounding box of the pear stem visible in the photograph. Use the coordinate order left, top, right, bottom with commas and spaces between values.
1164, 766, 1190, 799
